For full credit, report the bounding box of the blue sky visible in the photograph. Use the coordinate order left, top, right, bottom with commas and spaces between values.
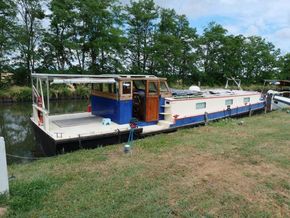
128, 0, 290, 54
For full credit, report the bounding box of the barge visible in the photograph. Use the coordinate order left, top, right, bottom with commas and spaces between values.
31, 74, 266, 155
264, 80, 290, 111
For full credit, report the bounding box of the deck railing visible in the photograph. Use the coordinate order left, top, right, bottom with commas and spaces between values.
32, 104, 50, 130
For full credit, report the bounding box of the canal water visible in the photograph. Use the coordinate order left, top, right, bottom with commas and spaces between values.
0, 100, 88, 164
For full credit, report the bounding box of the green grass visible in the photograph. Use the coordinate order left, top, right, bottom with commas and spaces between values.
1, 111, 290, 217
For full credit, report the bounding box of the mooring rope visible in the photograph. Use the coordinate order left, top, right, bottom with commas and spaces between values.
6, 153, 42, 160
6, 150, 128, 160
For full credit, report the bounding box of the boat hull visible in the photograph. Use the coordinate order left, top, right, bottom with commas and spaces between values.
272, 95, 290, 110
32, 102, 265, 156
31, 120, 143, 156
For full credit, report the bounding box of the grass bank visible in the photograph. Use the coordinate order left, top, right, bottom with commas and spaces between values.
1, 111, 290, 217
0, 85, 90, 103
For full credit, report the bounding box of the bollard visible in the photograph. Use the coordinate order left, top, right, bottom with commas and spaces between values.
0, 137, 9, 195
204, 112, 209, 125
249, 109, 253, 117
124, 144, 131, 153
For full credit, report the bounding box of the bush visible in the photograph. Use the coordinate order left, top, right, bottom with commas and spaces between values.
50, 85, 73, 98
75, 85, 90, 98
0, 86, 32, 101
0, 88, 10, 98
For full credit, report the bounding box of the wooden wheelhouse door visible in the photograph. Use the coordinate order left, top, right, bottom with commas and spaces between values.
145, 80, 159, 122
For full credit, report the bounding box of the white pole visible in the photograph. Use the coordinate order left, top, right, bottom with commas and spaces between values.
0, 137, 9, 194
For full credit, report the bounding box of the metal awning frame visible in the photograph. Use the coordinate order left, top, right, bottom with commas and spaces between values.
31, 73, 157, 80
31, 74, 121, 115
50, 78, 116, 85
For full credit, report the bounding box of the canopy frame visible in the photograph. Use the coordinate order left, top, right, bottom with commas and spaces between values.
31, 73, 120, 131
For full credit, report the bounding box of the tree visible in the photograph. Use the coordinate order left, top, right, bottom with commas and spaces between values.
15, 0, 45, 84
198, 22, 228, 85
280, 53, 290, 79
153, 9, 198, 84
126, 0, 159, 74
175, 15, 199, 84
42, 0, 78, 72
222, 34, 245, 80
0, 0, 16, 86
75, 0, 125, 74
243, 36, 280, 83
0, 0, 286, 85
153, 9, 181, 78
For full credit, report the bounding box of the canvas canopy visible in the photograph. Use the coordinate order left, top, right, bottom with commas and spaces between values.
51, 78, 116, 85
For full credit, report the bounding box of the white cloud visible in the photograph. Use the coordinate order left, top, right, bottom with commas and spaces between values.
275, 27, 290, 39
268, 27, 290, 52
122, 0, 290, 53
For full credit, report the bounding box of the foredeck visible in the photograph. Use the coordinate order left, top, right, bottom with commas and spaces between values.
33, 112, 167, 141
46, 113, 130, 141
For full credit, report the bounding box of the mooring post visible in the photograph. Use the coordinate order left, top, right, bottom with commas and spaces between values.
204, 112, 209, 125
0, 137, 9, 195
249, 109, 253, 117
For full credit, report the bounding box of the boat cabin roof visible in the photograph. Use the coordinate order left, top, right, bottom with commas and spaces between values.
264, 79, 290, 86
31, 73, 171, 100
31, 73, 163, 82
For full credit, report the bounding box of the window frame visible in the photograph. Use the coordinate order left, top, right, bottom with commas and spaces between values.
160, 81, 170, 93
146, 80, 159, 97
91, 82, 118, 100
122, 81, 132, 95
119, 80, 133, 100
225, 99, 233, 106
196, 102, 207, 109
148, 81, 158, 95
243, 97, 250, 103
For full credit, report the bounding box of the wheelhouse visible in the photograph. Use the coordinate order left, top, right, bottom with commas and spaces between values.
90, 75, 171, 124
31, 74, 172, 131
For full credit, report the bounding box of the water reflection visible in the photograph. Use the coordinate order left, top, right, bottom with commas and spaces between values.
0, 100, 88, 164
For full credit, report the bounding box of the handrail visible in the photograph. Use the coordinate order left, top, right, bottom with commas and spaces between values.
32, 104, 48, 115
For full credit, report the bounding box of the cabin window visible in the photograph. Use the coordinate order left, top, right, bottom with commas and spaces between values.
122, 82, 131, 95
225, 99, 233, 105
103, 84, 110, 93
93, 83, 116, 94
243, 97, 250, 103
94, 83, 102, 92
100, 83, 116, 94
160, 81, 169, 92
133, 80, 146, 91
148, 82, 158, 94
196, 102, 206, 109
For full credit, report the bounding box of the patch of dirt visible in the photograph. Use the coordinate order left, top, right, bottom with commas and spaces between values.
148, 146, 290, 216
0, 207, 7, 217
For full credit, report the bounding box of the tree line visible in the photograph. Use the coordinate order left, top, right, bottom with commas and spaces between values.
0, 0, 289, 87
